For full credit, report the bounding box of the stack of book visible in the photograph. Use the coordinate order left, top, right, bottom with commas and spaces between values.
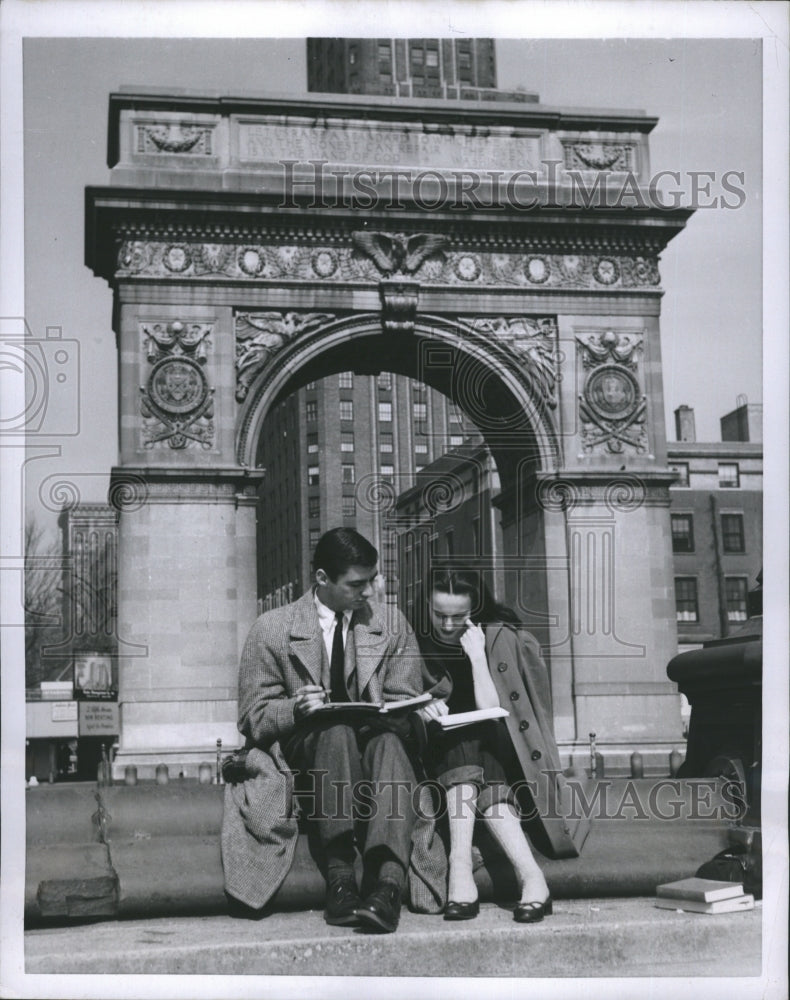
655, 877, 755, 914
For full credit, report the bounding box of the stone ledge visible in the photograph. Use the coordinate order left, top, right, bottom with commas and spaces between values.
24, 897, 762, 977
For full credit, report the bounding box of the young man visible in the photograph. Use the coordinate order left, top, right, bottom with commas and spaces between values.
222, 528, 424, 933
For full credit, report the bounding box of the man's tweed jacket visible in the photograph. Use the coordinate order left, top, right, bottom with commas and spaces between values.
221, 590, 447, 911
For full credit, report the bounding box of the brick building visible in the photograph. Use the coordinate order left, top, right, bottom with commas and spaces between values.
256, 372, 472, 608
668, 402, 763, 650
307, 38, 537, 102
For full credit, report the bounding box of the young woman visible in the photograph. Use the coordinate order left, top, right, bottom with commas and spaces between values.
415, 568, 589, 922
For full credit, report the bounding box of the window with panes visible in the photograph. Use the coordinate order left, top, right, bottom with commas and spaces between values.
671, 514, 695, 552
675, 577, 699, 622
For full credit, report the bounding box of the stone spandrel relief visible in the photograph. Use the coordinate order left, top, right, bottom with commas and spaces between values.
576, 329, 648, 455
459, 315, 560, 409
139, 321, 215, 450
235, 311, 336, 402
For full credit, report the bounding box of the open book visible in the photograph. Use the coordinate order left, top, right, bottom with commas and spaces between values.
311, 692, 432, 715
434, 706, 509, 730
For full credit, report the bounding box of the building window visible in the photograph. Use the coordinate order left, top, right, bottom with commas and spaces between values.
412, 380, 426, 394
378, 401, 392, 422
725, 577, 748, 622
349, 49, 357, 65
450, 435, 464, 447
307, 433, 318, 454
411, 46, 424, 66
308, 496, 320, 519
340, 432, 354, 453
718, 462, 740, 488
339, 400, 354, 422
413, 402, 427, 422
426, 48, 439, 68
721, 513, 745, 552
380, 464, 394, 480
415, 442, 428, 454
378, 42, 391, 61
306, 400, 318, 422
308, 465, 320, 486
671, 514, 695, 553
305, 381, 316, 390
342, 496, 356, 518
338, 371, 353, 389
449, 405, 463, 423
309, 529, 321, 548
341, 464, 355, 484
670, 462, 690, 488
378, 371, 392, 390
675, 577, 699, 623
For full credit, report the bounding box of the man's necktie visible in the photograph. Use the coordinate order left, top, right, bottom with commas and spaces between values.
329, 612, 348, 703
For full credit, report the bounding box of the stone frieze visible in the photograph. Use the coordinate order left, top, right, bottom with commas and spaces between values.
116, 238, 661, 291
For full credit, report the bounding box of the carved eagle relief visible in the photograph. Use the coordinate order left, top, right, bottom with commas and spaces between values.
351, 231, 447, 275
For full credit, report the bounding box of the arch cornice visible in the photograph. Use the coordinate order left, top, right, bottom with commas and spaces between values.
236, 311, 560, 473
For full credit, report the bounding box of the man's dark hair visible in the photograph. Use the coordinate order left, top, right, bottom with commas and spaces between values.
312, 527, 378, 581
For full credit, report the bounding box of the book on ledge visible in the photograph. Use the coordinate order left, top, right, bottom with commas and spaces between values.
435, 706, 509, 730
656, 877, 745, 904
654, 893, 754, 914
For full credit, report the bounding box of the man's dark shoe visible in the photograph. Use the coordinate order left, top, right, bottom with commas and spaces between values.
354, 878, 402, 933
324, 874, 362, 926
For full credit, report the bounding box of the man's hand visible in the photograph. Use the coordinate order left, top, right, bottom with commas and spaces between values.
293, 684, 327, 719
418, 698, 449, 722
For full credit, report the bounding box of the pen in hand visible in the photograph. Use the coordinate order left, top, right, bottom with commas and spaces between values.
294, 684, 328, 719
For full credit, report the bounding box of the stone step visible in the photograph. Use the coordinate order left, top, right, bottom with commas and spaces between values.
24, 897, 763, 977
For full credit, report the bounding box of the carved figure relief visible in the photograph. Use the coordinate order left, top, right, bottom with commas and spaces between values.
235, 311, 335, 401
460, 316, 559, 408
139, 320, 215, 450
576, 330, 647, 454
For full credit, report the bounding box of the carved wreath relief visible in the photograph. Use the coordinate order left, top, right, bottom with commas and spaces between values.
576, 330, 647, 455
139, 321, 215, 450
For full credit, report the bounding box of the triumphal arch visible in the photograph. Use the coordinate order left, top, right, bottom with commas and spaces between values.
86, 89, 691, 777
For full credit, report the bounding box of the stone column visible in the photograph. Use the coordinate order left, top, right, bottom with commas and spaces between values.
109, 298, 262, 777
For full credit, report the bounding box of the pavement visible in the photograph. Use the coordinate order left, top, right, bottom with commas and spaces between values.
23, 896, 762, 978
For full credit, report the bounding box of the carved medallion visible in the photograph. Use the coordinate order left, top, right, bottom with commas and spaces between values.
524, 256, 550, 284
454, 254, 481, 282
583, 365, 639, 422
148, 357, 208, 414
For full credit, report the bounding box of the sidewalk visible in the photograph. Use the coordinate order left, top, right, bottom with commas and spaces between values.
24, 897, 762, 977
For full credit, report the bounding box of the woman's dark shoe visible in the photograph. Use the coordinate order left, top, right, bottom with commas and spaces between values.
444, 898, 480, 921
513, 896, 553, 923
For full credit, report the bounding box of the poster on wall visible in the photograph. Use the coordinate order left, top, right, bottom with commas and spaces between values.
73, 653, 117, 700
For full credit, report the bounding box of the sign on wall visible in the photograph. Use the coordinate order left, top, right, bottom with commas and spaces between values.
51, 701, 78, 722
78, 701, 120, 737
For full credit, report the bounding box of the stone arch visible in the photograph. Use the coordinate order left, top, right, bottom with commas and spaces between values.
236, 312, 561, 487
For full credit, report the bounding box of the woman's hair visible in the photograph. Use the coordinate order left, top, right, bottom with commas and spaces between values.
421, 567, 521, 631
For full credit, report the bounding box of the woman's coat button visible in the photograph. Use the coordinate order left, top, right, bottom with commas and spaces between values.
519, 720, 530, 731
497, 662, 508, 672
509, 691, 520, 701
531, 749, 542, 761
